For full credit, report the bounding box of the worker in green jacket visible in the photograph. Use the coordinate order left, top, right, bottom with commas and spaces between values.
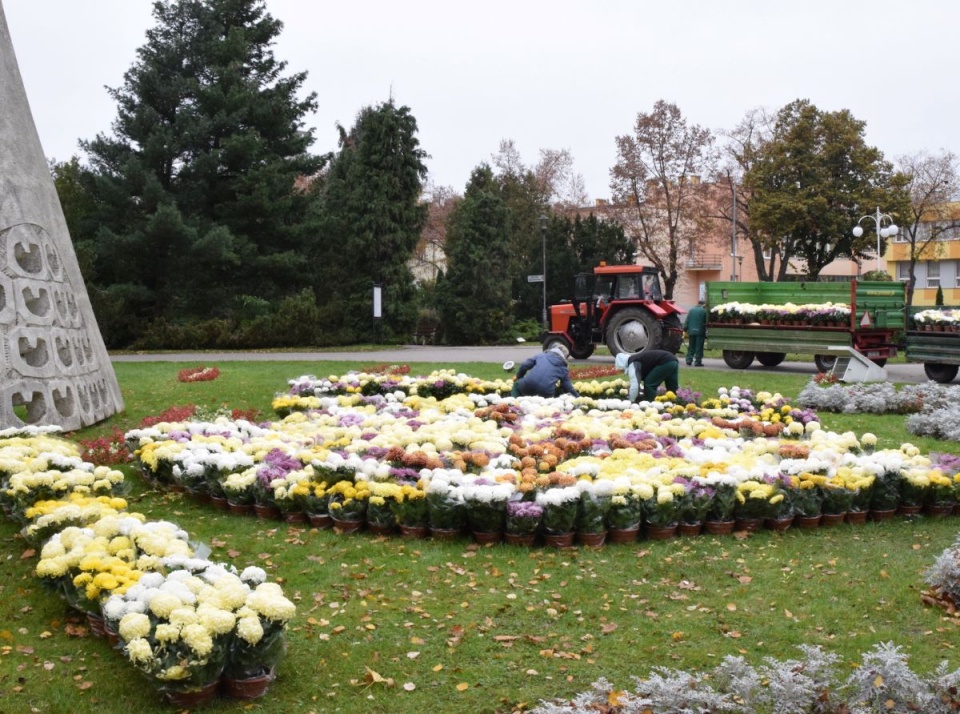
684, 299, 707, 367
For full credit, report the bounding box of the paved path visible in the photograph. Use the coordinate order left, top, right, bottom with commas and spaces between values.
111, 345, 933, 384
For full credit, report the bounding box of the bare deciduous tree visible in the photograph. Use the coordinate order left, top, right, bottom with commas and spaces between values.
895, 150, 960, 307
609, 100, 715, 298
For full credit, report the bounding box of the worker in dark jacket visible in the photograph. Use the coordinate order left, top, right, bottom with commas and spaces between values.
511, 344, 580, 398
615, 349, 679, 402
684, 299, 708, 367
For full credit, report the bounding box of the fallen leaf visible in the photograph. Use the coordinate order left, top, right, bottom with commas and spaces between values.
601, 623, 618, 634
432, 664, 444, 672
456, 682, 470, 692
784, 609, 794, 619
406, 651, 420, 659
77, 681, 93, 690
20, 548, 36, 560
403, 682, 416, 691
727, 603, 737, 611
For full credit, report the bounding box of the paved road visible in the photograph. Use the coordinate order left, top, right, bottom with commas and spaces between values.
111, 345, 933, 384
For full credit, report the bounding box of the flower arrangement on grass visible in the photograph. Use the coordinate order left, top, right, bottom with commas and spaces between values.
505, 499, 543, 535
177, 366, 220, 383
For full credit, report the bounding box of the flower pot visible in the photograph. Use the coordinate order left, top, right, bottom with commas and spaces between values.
430, 527, 463, 541
764, 516, 794, 533
607, 527, 640, 543
868, 509, 896, 523
472, 530, 504, 545
368, 522, 396, 536
796, 514, 822, 529
897, 504, 923, 516
228, 501, 254, 516
645, 523, 679, 540
543, 532, 575, 548
210, 495, 230, 511
164, 680, 220, 708
734, 517, 762, 533
398, 524, 429, 539
282, 511, 308, 524
924, 503, 955, 518
253, 503, 282, 520
678, 522, 703, 537
86, 612, 107, 638
845, 510, 868, 525
222, 669, 274, 700
704, 520, 735, 535
308, 512, 333, 529
331, 517, 365, 534
576, 531, 607, 547
820, 512, 846, 526
504, 532, 536, 547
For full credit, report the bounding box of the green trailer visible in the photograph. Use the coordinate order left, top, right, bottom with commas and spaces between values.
704, 280, 906, 372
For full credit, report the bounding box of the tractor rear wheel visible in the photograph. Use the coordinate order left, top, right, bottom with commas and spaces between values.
722, 350, 755, 369
604, 308, 660, 356
756, 352, 786, 367
924, 363, 959, 384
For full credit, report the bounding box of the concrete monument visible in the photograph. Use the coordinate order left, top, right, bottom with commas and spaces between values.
0, 3, 124, 429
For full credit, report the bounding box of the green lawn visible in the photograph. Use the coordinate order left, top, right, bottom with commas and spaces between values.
2, 360, 959, 714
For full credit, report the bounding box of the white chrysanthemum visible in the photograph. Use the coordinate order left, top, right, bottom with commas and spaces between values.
125, 637, 153, 665
119, 612, 152, 641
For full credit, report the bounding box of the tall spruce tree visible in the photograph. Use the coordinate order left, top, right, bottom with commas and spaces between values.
317, 100, 428, 342
80, 0, 324, 346
439, 165, 513, 344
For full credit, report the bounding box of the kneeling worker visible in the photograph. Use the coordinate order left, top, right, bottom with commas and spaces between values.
511, 344, 580, 398
614, 349, 680, 402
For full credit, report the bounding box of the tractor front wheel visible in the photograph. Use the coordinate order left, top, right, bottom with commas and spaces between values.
722, 350, 755, 369
569, 344, 595, 360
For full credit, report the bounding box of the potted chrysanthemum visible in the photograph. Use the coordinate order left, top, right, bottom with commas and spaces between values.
425, 474, 468, 538
391, 482, 430, 537
536, 484, 581, 547
643, 484, 682, 539
504, 499, 543, 546
223, 573, 297, 700
575, 480, 613, 546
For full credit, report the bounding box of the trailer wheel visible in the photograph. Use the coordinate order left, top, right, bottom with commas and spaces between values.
756, 352, 786, 367
924, 363, 959, 384
605, 308, 660, 356
814, 354, 836, 373
722, 350, 755, 369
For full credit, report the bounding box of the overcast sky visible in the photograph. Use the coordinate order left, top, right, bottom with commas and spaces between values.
3, 0, 957, 201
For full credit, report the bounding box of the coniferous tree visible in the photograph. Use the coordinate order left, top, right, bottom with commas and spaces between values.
439, 165, 513, 344
80, 0, 324, 346
317, 100, 429, 342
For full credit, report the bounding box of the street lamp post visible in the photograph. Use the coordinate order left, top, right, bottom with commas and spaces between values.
540, 214, 548, 330
852, 207, 898, 273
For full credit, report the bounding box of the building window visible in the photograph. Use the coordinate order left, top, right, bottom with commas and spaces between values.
955, 260, 960, 288
896, 262, 911, 282
927, 261, 940, 288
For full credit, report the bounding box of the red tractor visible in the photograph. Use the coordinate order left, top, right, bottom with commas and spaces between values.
541, 264, 685, 359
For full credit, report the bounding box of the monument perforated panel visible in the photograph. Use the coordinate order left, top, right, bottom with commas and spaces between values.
0, 3, 124, 429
